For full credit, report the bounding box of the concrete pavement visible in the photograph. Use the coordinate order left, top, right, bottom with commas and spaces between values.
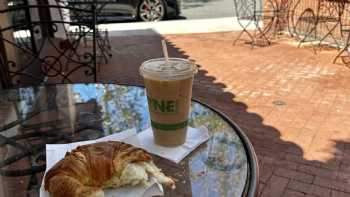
98, 17, 258, 36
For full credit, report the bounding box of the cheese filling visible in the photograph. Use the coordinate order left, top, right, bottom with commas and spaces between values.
103, 161, 174, 189
120, 162, 149, 186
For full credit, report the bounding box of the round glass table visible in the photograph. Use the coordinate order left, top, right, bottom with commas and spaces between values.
0, 83, 258, 197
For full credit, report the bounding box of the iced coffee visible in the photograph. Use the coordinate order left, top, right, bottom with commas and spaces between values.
140, 58, 197, 146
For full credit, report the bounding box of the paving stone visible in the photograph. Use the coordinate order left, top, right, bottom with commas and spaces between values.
3, 32, 350, 197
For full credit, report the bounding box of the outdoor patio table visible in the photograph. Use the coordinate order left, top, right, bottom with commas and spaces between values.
0, 83, 258, 197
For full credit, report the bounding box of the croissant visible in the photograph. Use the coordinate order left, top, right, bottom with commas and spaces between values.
44, 141, 175, 197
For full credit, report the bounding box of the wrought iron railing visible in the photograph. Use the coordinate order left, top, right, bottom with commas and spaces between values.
0, 0, 100, 88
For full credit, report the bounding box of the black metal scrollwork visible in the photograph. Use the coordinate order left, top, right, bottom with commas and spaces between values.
0, 0, 101, 88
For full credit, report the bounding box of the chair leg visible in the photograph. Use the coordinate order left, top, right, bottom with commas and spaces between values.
255, 16, 276, 46
233, 20, 255, 48
96, 36, 108, 66
333, 48, 347, 64
298, 24, 317, 54
334, 32, 350, 64
256, 23, 272, 46
233, 30, 245, 46
319, 22, 340, 48
273, 17, 280, 38
104, 29, 112, 57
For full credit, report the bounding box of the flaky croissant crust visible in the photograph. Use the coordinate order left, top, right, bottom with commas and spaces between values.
44, 141, 159, 197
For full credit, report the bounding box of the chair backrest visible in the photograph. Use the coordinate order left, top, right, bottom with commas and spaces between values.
0, 0, 98, 88
233, 0, 277, 20
233, 0, 258, 19
317, 0, 344, 18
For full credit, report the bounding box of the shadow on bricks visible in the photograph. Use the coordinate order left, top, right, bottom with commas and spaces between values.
98, 29, 350, 197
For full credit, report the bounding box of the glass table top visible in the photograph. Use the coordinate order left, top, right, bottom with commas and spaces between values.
0, 83, 258, 197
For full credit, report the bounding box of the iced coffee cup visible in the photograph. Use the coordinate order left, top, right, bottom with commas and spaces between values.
140, 58, 197, 147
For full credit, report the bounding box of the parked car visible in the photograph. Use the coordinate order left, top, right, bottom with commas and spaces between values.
68, 0, 181, 22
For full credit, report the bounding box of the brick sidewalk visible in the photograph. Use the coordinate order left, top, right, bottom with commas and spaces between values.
99, 32, 350, 197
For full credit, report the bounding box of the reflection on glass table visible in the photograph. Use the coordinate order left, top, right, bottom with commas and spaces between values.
0, 83, 258, 197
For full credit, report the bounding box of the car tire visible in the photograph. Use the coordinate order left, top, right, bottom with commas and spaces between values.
138, 0, 166, 22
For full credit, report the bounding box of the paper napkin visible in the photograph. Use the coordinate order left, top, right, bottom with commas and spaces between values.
126, 126, 210, 163
40, 128, 163, 197
40, 126, 210, 197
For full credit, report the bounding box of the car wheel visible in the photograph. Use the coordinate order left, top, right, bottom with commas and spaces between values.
138, 0, 166, 22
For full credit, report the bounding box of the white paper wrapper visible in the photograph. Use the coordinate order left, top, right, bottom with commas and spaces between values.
40, 177, 163, 197
40, 126, 210, 196
126, 126, 210, 163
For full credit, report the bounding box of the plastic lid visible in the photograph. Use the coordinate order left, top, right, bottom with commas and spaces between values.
140, 58, 197, 80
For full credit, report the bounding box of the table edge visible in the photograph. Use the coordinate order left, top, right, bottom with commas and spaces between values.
0, 82, 259, 197
191, 98, 259, 197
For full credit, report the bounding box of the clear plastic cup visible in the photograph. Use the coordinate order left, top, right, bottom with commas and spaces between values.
140, 58, 197, 146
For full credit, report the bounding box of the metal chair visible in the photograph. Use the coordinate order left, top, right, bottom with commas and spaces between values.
316, 0, 346, 47
233, 0, 277, 47
291, 0, 346, 52
71, 26, 112, 67
0, 0, 98, 89
67, 0, 112, 67
0, 3, 106, 194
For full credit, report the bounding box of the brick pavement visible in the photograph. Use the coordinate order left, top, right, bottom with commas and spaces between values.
98, 31, 350, 197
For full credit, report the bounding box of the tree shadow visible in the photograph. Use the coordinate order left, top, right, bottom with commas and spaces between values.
102, 28, 350, 196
